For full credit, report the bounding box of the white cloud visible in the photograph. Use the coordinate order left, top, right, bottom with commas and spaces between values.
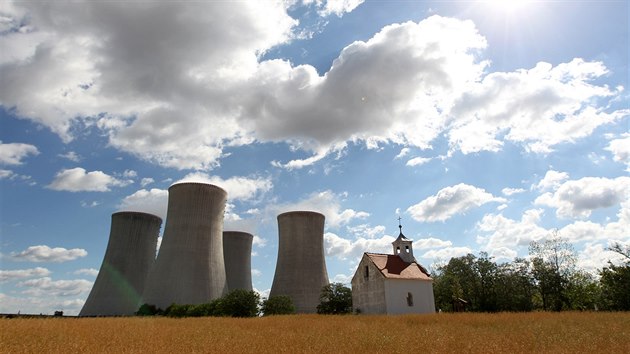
407, 183, 505, 222
0, 267, 51, 282
0, 169, 34, 184
577, 241, 629, 273
80, 200, 100, 208
476, 200, 630, 268
502, 187, 525, 196
0, 169, 14, 179
306, 0, 365, 17
18, 277, 93, 297
251, 269, 262, 277
606, 134, 630, 171
421, 246, 473, 261
324, 232, 395, 261
271, 190, 369, 228
394, 147, 410, 160
252, 235, 267, 248
1, 3, 624, 171
0, 292, 84, 316
122, 169, 137, 178
140, 177, 154, 187
413, 238, 453, 250
48, 167, 131, 192
406, 156, 432, 167
58, 151, 80, 162
331, 273, 353, 285
175, 173, 273, 201
476, 209, 549, 250
10, 245, 88, 263
118, 188, 168, 221
255, 288, 271, 300
156, 236, 163, 254
534, 176, 630, 218
74, 268, 99, 277
556, 200, 630, 243
347, 224, 386, 239
1, 1, 296, 166
246, 16, 487, 157
489, 247, 518, 261
535, 170, 569, 191
449, 59, 627, 154
0, 142, 39, 165
271, 149, 331, 170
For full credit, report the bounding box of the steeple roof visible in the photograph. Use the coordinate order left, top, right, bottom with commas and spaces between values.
395, 217, 411, 241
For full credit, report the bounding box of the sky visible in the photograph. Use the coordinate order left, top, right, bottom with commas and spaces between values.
0, 0, 628, 315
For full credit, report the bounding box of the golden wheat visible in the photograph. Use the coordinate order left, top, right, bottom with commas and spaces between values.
1, 312, 629, 353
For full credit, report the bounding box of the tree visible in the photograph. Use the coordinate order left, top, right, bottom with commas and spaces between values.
215, 289, 260, 317
565, 270, 601, 311
529, 233, 577, 311
474, 252, 499, 312
599, 243, 630, 311
261, 295, 295, 316
495, 258, 535, 312
608, 242, 630, 261
316, 283, 352, 314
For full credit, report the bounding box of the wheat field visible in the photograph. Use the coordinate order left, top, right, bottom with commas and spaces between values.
1, 312, 629, 353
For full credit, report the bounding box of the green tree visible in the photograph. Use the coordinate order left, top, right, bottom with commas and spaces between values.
261, 295, 295, 316
599, 242, 630, 311
495, 258, 535, 312
475, 252, 499, 312
565, 270, 601, 311
529, 233, 576, 311
433, 254, 483, 311
316, 283, 352, 314
186, 301, 219, 317
215, 289, 260, 317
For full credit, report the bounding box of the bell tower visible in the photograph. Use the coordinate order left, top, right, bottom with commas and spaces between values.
392, 217, 414, 263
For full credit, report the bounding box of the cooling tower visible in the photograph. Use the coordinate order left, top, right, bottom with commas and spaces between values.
270, 211, 329, 313
79, 212, 162, 316
141, 183, 227, 309
223, 231, 253, 291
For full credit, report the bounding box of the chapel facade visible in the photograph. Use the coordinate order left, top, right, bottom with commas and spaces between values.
351, 223, 435, 314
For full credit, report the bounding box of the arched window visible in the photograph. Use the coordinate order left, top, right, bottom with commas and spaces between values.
396, 246, 400, 254
405, 245, 410, 253
406, 292, 413, 307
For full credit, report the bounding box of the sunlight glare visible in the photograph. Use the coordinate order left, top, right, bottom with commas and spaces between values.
482, 0, 533, 15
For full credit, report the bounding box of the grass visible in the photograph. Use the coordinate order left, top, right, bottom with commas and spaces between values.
1, 312, 629, 353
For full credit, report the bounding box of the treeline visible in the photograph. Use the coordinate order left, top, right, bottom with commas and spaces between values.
136, 283, 353, 318
137, 290, 295, 317
432, 238, 630, 312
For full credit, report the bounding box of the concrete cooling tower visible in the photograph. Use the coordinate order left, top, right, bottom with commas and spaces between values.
270, 211, 329, 313
80, 212, 162, 316
223, 231, 253, 291
141, 183, 228, 309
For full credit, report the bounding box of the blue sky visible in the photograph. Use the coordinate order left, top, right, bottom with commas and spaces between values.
1, 0, 628, 315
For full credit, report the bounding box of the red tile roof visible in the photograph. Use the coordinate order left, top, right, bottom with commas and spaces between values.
366, 253, 432, 280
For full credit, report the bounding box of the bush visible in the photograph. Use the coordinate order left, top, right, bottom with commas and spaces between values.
186, 302, 219, 317
215, 289, 260, 317
165, 303, 194, 317
137, 290, 261, 318
317, 283, 352, 315
261, 295, 295, 316
136, 303, 162, 316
